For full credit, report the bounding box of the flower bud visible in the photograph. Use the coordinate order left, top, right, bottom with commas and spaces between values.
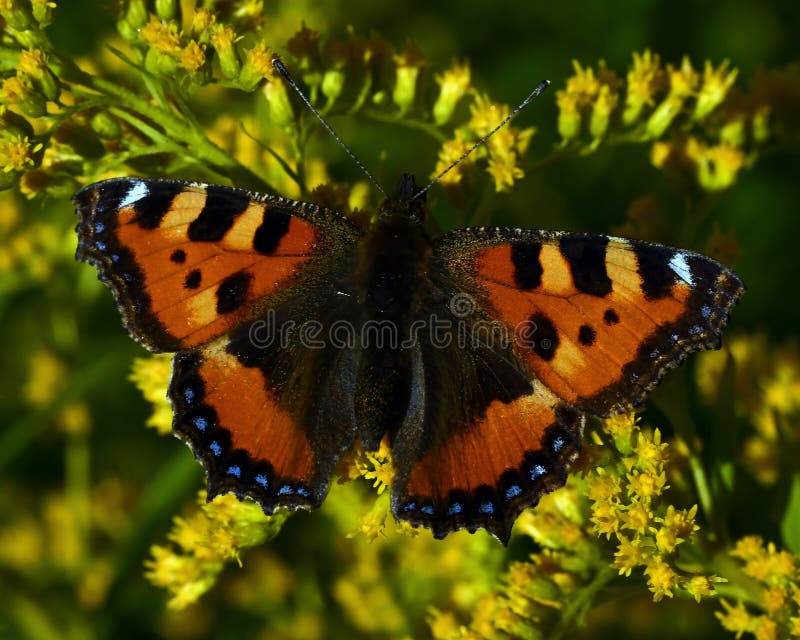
31, 0, 55, 27
432, 61, 470, 126
1, 75, 46, 118
117, 0, 147, 41
321, 68, 344, 104
210, 25, 240, 79
155, 0, 180, 22
263, 79, 294, 128
90, 111, 121, 140
0, 0, 35, 30
239, 42, 273, 92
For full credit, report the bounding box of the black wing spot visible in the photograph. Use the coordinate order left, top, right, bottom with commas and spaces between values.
184, 269, 202, 289
634, 243, 677, 300
603, 308, 619, 325
171, 249, 187, 263
133, 182, 184, 229
216, 271, 252, 314
578, 324, 596, 346
559, 236, 612, 297
510, 242, 543, 289
254, 206, 293, 255
528, 312, 559, 361
188, 185, 250, 242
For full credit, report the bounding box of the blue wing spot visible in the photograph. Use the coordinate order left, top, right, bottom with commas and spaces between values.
402, 502, 417, 513
701, 305, 711, 319
505, 485, 522, 500
226, 465, 241, 477
277, 485, 294, 496
420, 505, 435, 515
551, 436, 565, 453
192, 416, 208, 431
479, 501, 495, 514
447, 502, 463, 515
94, 222, 105, 233
690, 325, 703, 335
183, 387, 195, 403
255, 474, 268, 488
296, 487, 310, 497
209, 441, 222, 456
530, 464, 547, 480
95, 241, 106, 251
111, 253, 120, 262
122, 273, 133, 282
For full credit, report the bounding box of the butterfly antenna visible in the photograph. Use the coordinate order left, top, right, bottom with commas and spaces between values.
410, 79, 551, 201
272, 58, 388, 199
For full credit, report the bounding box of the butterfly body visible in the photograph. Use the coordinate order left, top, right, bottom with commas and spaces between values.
75, 175, 743, 543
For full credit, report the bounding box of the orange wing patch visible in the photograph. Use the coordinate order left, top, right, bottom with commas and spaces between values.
393, 384, 584, 543
454, 232, 744, 416
170, 338, 321, 510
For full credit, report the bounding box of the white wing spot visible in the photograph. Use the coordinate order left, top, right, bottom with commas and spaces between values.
119, 181, 149, 208
669, 252, 694, 286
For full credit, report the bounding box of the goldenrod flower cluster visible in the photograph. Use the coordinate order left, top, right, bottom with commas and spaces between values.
145, 491, 287, 610
555, 51, 799, 192
696, 334, 800, 486
716, 536, 800, 639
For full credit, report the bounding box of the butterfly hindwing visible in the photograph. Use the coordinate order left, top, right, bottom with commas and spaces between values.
434, 228, 744, 416
389, 291, 585, 542
74, 178, 360, 351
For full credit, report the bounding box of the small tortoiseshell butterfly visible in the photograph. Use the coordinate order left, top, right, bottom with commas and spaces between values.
73, 170, 743, 543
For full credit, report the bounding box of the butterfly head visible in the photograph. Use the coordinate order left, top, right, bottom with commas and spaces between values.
378, 173, 427, 223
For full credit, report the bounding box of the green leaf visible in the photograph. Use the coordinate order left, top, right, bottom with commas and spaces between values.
781, 472, 800, 554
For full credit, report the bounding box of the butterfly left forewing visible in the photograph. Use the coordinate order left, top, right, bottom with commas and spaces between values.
434, 228, 744, 416
74, 177, 360, 352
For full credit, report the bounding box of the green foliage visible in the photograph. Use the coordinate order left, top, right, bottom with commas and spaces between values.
2, 1, 800, 639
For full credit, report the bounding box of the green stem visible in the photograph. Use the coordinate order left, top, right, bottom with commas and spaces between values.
66, 68, 271, 190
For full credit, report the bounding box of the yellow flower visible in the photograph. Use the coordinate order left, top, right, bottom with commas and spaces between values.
602, 412, 637, 452
644, 557, 678, 602
191, 8, 216, 36
210, 24, 239, 79
668, 56, 700, 98
624, 50, 666, 125
23, 348, 65, 406
622, 500, 652, 535
754, 616, 778, 640
141, 16, 182, 55
0, 133, 41, 172
129, 354, 173, 436
586, 468, 622, 502
179, 40, 207, 75
613, 535, 647, 576
694, 59, 738, 120
486, 155, 524, 192
632, 428, 669, 472
716, 600, 757, 638
627, 470, 667, 499
240, 41, 276, 91
392, 42, 426, 114
762, 586, 788, 614
658, 504, 699, 539
590, 498, 622, 538
433, 60, 471, 125
684, 575, 715, 602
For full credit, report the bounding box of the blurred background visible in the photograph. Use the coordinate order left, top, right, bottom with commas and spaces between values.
1, 0, 799, 638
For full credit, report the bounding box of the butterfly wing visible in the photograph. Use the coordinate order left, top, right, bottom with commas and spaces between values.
74, 178, 360, 351
434, 228, 744, 416
390, 227, 743, 542
75, 177, 362, 513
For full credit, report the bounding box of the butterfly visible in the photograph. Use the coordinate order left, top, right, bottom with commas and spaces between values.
74, 173, 743, 543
